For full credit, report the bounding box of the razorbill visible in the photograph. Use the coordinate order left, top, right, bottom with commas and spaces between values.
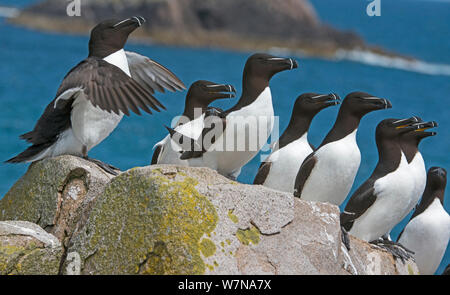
151, 80, 236, 166
340, 118, 437, 260
6, 17, 185, 174
400, 117, 438, 211
397, 167, 450, 275
169, 53, 298, 179
382, 116, 437, 240
293, 92, 392, 205
253, 92, 340, 192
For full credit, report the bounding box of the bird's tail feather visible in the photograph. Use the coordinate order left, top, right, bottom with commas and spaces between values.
19, 131, 34, 142
5, 143, 52, 163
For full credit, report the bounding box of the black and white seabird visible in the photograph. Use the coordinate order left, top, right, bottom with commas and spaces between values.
168, 53, 298, 179
6, 17, 185, 174
151, 80, 236, 166
293, 92, 392, 205
400, 117, 438, 210
253, 92, 340, 192
382, 116, 437, 240
397, 167, 450, 274
340, 118, 437, 260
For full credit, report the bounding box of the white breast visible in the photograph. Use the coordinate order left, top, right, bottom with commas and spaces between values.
263, 133, 313, 193
189, 87, 275, 177
398, 198, 450, 275
103, 49, 131, 77
349, 153, 415, 242
407, 152, 426, 212
299, 129, 361, 206
156, 114, 206, 166
71, 93, 123, 151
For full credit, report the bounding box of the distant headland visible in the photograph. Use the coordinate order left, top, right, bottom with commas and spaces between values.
9, 0, 408, 60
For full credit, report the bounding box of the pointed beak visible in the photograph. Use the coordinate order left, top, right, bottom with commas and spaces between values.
267, 57, 299, 70
393, 116, 423, 129
113, 16, 146, 28
206, 84, 237, 99
313, 93, 341, 107
395, 118, 437, 136
413, 121, 438, 137
364, 96, 392, 110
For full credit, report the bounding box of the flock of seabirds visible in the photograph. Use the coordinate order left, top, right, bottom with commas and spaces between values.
5, 17, 450, 275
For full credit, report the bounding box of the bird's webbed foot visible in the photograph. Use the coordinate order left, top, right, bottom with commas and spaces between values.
85, 157, 120, 176
370, 238, 415, 263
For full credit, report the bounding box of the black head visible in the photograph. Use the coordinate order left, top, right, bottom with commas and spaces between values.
292, 93, 340, 117
88, 16, 146, 58
186, 80, 236, 107
376, 117, 424, 142
427, 167, 447, 192
424, 167, 447, 205
243, 53, 298, 82
341, 92, 392, 118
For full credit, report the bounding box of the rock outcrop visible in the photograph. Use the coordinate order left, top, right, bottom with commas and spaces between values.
10, 0, 368, 57
0, 155, 419, 275
0, 221, 62, 275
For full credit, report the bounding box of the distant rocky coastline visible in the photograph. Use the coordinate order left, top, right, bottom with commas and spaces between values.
8, 0, 405, 59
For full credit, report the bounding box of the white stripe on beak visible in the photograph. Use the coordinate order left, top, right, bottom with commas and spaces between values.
133, 16, 142, 26
113, 18, 131, 27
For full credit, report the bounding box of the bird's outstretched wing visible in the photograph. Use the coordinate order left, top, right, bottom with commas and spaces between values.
340, 180, 377, 231
55, 56, 167, 116
125, 51, 186, 94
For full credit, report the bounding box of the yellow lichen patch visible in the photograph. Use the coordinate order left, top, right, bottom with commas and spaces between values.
227, 210, 239, 224
407, 264, 418, 275
199, 238, 216, 258
235, 226, 260, 246
74, 169, 219, 275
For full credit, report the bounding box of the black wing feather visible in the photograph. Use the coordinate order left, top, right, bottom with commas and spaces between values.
151, 144, 163, 165
293, 153, 317, 198
253, 161, 272, 185
179, 113, 227, 160
126, 51, 186, 96
56, 57, 165, 116
340, 180, 377, 231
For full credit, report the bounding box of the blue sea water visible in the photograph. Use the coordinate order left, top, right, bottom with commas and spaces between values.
0, 0, 449, 274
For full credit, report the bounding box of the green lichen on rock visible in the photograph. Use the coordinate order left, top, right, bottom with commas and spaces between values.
0, 158, 70, 227
66, 167, 218, 275
227, 210, 239, 224
0, 241, 61, 275
236, 226, 260, 246
199, 238, 216, 258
